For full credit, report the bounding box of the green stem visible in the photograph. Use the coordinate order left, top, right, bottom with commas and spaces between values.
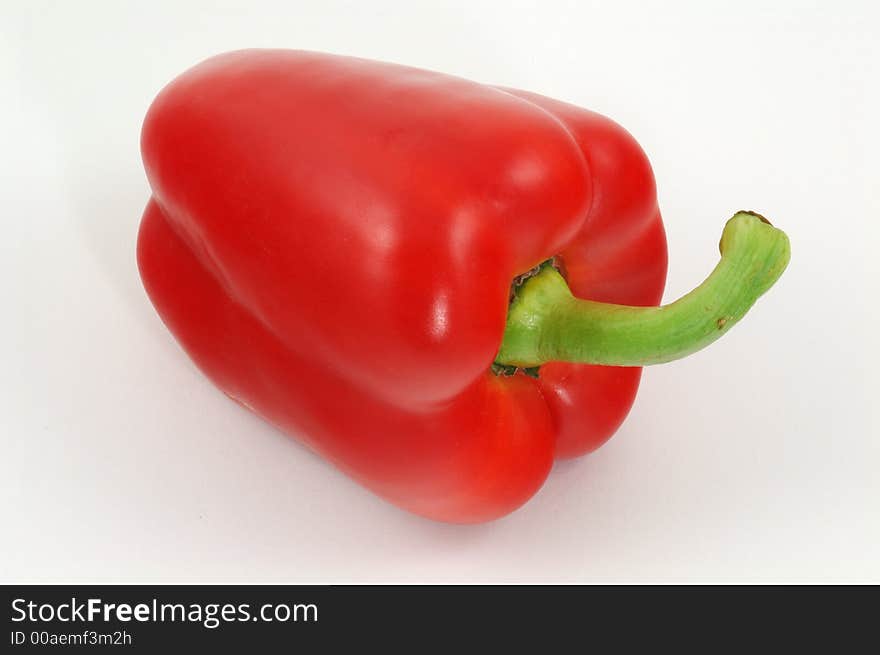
495, 211, 790, 368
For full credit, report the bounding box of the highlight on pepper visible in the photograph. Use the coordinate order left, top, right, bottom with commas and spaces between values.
137, 49, 790, 523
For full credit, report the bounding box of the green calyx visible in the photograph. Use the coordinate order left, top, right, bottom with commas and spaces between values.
495, 211, 791, 368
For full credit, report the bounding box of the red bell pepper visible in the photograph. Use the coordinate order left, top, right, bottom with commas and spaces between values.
137, 50, 790, 522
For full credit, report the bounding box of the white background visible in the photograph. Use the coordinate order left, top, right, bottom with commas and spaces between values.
2, 0, 878, 583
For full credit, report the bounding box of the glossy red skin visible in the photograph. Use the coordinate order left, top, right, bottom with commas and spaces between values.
137, 50, 668, 522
